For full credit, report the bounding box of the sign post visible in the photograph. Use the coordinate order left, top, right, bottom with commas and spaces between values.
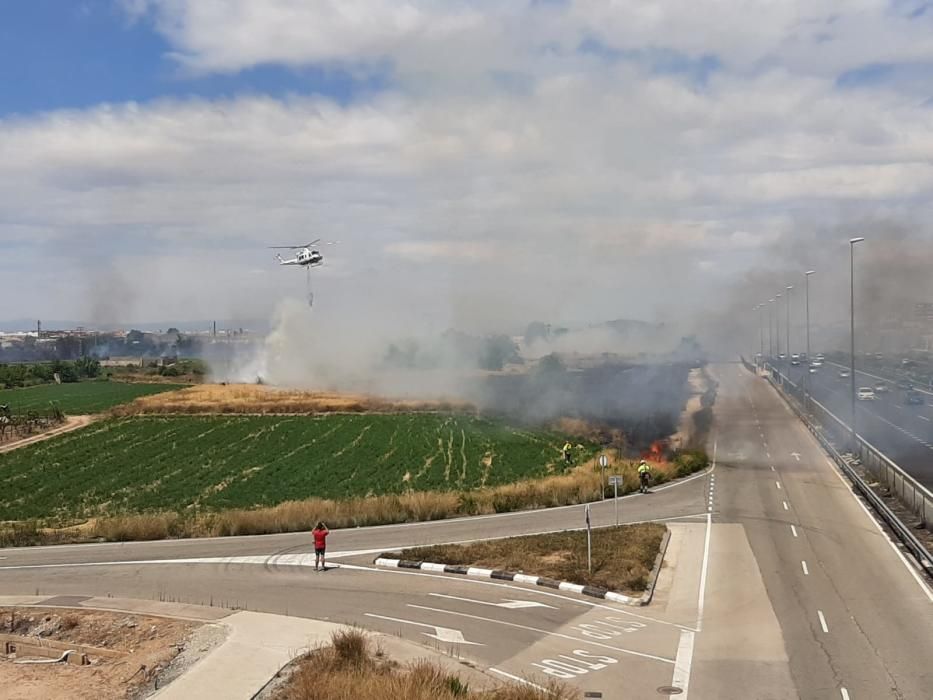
608, 475, 623, 526
585, 503, 592, 574
597, 454, 609, 500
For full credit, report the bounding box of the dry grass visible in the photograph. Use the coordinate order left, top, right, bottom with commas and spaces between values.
1, 452, 706, 545
111, 383, 474, 416
274, 629, 576, 700
392, 523, 666, 594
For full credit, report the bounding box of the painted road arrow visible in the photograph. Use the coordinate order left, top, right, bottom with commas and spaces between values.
430, 593, 556, 609
791, 452, 801, 461
364, 613, 484, 646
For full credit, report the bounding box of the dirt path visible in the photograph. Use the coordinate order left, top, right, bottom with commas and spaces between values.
0, 415, 96, 454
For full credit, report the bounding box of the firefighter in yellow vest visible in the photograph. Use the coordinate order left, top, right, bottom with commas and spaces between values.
638, 460, 651, 493
562, 442, 573, 464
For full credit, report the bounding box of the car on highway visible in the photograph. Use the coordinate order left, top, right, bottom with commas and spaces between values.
778, 353, 786, 360
873, 381, 889, 393
810, 359, 823, 368
838, 369, 851, 379
857, 387, 876, 401
904, 389, 925, 405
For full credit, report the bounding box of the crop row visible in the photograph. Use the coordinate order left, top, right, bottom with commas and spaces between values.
0, 414, 590, 521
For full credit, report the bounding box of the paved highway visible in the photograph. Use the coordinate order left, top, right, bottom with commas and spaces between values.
772, 358, 933, 488
2, 363, 932, 698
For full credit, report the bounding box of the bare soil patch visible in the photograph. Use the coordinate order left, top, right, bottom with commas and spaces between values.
0, 607, 221, 700
390, 523, 667, 594
0, 416, 95, 454
111, 383, 474, 416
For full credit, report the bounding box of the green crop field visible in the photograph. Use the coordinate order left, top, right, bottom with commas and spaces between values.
0, 414, 594, 521
0, 382, 184, 415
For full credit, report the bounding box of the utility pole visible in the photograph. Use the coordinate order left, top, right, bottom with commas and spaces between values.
849, 238, 865, 448
785, 285, 793, 360
805, 271, 815, 414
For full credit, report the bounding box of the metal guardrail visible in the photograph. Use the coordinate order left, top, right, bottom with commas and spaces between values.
757, 362, 933, 576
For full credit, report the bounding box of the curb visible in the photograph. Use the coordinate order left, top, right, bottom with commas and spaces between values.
373, 553, 660, 607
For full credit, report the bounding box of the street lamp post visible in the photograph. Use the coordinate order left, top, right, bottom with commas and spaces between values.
805, 270, 815, 414
775, 293, 783, 358
849, 237, 865, 448
768, 298, 775, 359
785, 285, 793, 362
757, 304, 764, 364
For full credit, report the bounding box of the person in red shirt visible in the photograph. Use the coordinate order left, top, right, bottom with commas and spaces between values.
312, 521, 329, 571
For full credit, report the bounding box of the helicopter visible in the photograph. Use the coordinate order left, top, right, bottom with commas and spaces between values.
269, 240, 325, 267
269, 240, 336, 307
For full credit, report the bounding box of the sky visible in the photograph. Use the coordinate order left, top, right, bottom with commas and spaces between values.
2, 0, 933, 341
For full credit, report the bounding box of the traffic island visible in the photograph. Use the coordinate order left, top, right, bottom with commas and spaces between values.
376, 523, 670, 606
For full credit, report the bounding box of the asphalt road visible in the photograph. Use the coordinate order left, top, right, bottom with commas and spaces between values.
1, 363, 931, 699
771, 358, 933, 488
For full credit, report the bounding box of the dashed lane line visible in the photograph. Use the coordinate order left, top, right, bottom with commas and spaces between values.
775, 481, 782, 490
791, 525, 798, 538
817, 610, 829, 633
840, 688, 850, 700
782, 501, 788, 510
801, 561, 809, 576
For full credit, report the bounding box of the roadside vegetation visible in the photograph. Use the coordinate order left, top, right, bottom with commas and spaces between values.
272, 629, 575, 700
0, 446, 707, 546
391, 523, 666, 594
0, 358, 103, 388
0, 415, 591, 521
0, 381, 184, 415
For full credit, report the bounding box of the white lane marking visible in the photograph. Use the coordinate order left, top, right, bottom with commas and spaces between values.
766, 451, 771, 459
920, 415, 930, 422
429, 593, 555, 610
840, 688, 850, 700
489, 668, 549, 691
697, 512, 712, 632
791, 525, 798, 538
336, 563, 696, 631
775, 481, 782, 490
791, 452, 801, 461
801, 561, 809, 576
407, 604, 674, 664
817, 610, 829, 633
671, 630, 695, 698
782, 501, 789, 511
770, 466, 775, 471
822, 456, 933, 603
364, 613, 484, 645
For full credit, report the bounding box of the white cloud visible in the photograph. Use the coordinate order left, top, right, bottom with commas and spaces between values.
3, 2, 933, 328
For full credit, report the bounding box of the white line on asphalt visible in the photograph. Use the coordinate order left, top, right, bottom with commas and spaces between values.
407, 604, 674, 663
822, 456, 933, 603
697, 512, 712, 633
489, 668, 549, 692
430, 593, 556, 609
791, 525, 798, 538
782, 501, 788, 511
920, 415, 930, 422
775, 481, 782, 490
766, 451, 771, 459
840, 688, 850, 700
336, 563, 697, 631
801, 561, 809, 575
770, 466, 775, 471
671, 630, 695, 699
817, 610, 829, 633
364, 613, 484, 645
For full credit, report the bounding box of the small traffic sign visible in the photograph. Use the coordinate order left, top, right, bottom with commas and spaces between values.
608, 475, 623, 485
597, 454, 609, 468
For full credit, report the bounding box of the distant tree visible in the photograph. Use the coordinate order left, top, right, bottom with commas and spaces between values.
479, 335, 521, 371
126, 329, 145, 344
524, 321, 551, 345
166, 327, 180, 335
75, 356, 101, 379
536, 353, 565, 376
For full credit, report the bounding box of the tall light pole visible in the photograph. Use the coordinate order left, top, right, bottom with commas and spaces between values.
849, 237, 865, 447
775, 293, 783, 357
804, 271, 815, 414
785, 285, 793, 361
768, 298, 775, 358
755, 304, 765, 364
